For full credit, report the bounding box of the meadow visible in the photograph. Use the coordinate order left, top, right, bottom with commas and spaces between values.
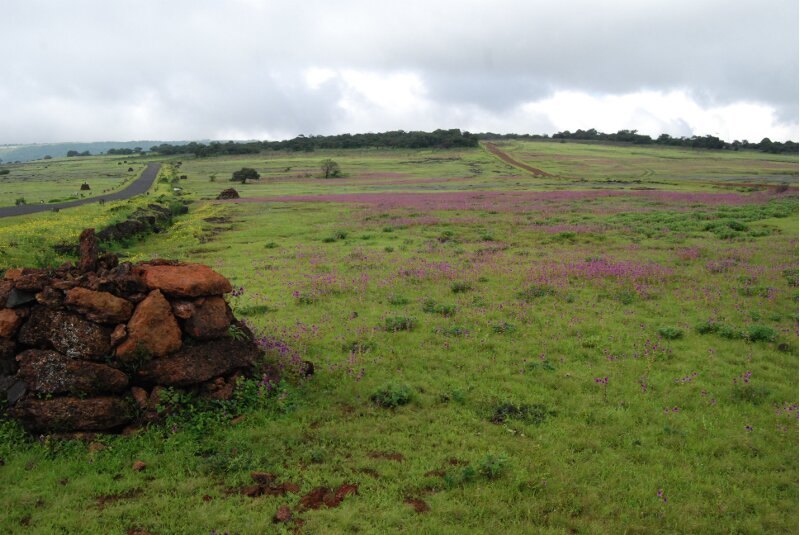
0, 140, 797, 534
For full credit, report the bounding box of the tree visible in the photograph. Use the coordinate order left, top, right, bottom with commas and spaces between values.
320, 159, 341, 178
231, 167, 260, 184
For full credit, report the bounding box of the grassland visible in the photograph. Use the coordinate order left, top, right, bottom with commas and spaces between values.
0, 155, 148, 206
0, 141, 797, 534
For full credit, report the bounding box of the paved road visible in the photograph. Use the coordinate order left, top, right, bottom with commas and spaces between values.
0, 162, 162, 219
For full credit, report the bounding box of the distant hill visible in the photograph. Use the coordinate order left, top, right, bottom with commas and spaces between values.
0, 141, 195, 163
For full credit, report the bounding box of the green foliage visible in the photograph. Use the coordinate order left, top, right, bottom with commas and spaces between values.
658, 326, 684, 340
422, 299, 456, 317
450, 281, 472, 293
231, 167, 260, 184
517, 284, 555, 301
320, 159, 342, 178
746, 325, 776, 342
385, 316, 415, 332
387, 294, 410, 306
370, 383, 412, 408
490, 402, 554, 425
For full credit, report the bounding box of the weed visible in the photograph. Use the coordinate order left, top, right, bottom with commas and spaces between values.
517, 284, 555, 301
450, 281, 472, 293
490, 402, 554, 425
385, 316, 415, 332
658, 327, 684, 340
746, 325, 776, 342
387, 294, 410, 306
370, 383, 412, 408
478, 454, 509, 480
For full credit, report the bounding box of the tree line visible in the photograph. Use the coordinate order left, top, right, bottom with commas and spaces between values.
148, 129, 479, 157
474, 129, 798, 154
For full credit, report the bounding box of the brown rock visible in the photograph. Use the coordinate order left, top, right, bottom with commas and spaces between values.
131, 387, 148, 409
0, 280, 12, 305
0, 309, 22, 337
35, 286, 64, 308
96, 262, 149, 297
216, 188, 240, 200
10, 396, 133, 432
3, 268, 23, 281
13, 269, 49, 292
273, 505, 292, 523
132, 460, 147, 472
16, 349, 128, 395
110, 324, 127, 346
64, 287, 134, 324
0, 337, 16, 374
116, 290, 182, 360
136, 337, 257, 386
78, 228, 98, 273
136, 263, 232, 297
170, 300, 195, 319
183, 296, 233, 340
18, 307, 112, 360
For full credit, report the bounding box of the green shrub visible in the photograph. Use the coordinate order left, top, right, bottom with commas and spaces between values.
490, 402, 554, 425
450, 281, 472, 293
746, 325, 776, 342
387, 294, 410, 306
517, 284, 555, 302
658, 327, 684, 340
385, 316, 415, 332
696, 320, 720, 334
370, 383, 412, 408
478, 454, 509, 480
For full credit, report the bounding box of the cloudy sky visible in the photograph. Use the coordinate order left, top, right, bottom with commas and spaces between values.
1, 0, 797, 144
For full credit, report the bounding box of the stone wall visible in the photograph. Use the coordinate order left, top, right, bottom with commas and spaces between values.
0, 229, 259, 434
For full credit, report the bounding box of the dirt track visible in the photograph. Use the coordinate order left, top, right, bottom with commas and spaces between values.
483, 142, 551, 176
0, 162, 162, 219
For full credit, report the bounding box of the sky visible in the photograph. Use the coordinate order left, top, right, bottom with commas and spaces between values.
1, 0, 797, 144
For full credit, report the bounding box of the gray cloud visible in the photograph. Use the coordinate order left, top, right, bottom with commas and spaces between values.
0, 0, 796, 143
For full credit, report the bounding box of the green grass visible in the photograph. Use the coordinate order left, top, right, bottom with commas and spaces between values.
0, 143, 797, 534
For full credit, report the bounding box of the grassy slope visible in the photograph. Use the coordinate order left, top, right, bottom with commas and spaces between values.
0, 142, 797, 534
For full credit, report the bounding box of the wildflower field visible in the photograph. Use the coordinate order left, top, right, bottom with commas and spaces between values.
0, 140, 798, 534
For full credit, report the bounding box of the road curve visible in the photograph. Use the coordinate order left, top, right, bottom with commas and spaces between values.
0, 162, 162, 219
482, 142, 551, 177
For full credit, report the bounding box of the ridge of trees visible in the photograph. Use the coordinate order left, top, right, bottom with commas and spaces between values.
148, 129, 479, 157
138, 128, 798, 158
474, 129, 798, 154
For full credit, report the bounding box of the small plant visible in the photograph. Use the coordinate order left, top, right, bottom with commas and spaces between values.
490, 402, 553, 425
385, 316, 415, 332
14, 197, 25, 206
384, 246, 394, 252
264, 241, 278, 249
387, 294, 410, 306
370, 383, 412, 408
227, 323, 249, 341
450, 281, 472, 293
478, 454, 509, 480
492, 322, 516, 334
696, 320, 720, 334
517, 284, 555, 302
658, 327, 684, 340
422, 299, 456, 317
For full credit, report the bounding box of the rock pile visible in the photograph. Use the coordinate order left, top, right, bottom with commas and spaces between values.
0, 229, 259, 434
216, 188, 240, 200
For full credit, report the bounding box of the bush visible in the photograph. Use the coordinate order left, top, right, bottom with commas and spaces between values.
696, 320, 720, 334
0, 169, 10, 175
490, 402, 553, 425
450, 281, 472, 293
422, 299, 456, 317
385, 316, 415, 332
14, 197, 25, 206
370, 383, 412, 408
478, 454, 509, 480
231, 167, 260, 184
658, 327, 684, 340
387, 294, 410, 306
517, 284, 555, 302
746, 325, 776, 342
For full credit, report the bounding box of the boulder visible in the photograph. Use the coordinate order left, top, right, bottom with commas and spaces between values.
136, 263, 232, 297
183, 296, 233, 340
136, 337, 257, 386
19, 308, 112, 360
5, 288, 37, 308
116, 290, 181, 360
35, 286, 64, 308
0, 309, 22, 337
16, 349, 128, 395
0, 338, 16, 375
96, 262, 149, 297
78, 229, 99, 273
12, 270, 50, 292
216, 188, 240, 200
64, 287, 134, 324
110, 324, 127, 346
170, 300, 195, 320
10, 396, 133, 432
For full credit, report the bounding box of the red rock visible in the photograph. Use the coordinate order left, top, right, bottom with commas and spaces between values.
170, 300, 195, 319
35, 286, 64, 308
136, 337, 257, 386
0, 337, 16, 375
0, 309, 22, 337
64, 287, 134, 324
273, 505, 292, 523
110, 324, 127, 346
130, 387, 148, 409
78, 228, 98, 273
13, 270, 50, 292
136, 263, 232, 297
0, 280, 13, 305
132, 460, 146, 472
18, 307, 112, 360
10, 396, 133, 432
183, 296, 233, 340
16, 349, 128, 395
116, 290, 181, 360
3, 268, 23, 281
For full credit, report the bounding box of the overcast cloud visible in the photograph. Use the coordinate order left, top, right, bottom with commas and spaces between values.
1, 0, 797, 143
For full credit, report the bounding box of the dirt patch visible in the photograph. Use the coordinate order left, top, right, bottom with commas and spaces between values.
298, 484, 358, 510
202, 216, 232, 224
447, 458, 469, 466
96, 488, 143, 509
404, 497, 431, 513
368, 451, 405, 461
483, 142, 551, 176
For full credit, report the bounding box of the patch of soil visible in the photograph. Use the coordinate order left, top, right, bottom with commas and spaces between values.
368, 451, 405, 461
96, 488, 143, 509
202, 216, 231, 224
298, 484, 358, 510
404, 497, 431, 513
273, 505, 293, 523
484, 142, 551, 176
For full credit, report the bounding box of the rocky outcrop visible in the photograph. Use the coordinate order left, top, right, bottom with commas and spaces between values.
1, 229, 262, 434
216, 188, 240, 200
